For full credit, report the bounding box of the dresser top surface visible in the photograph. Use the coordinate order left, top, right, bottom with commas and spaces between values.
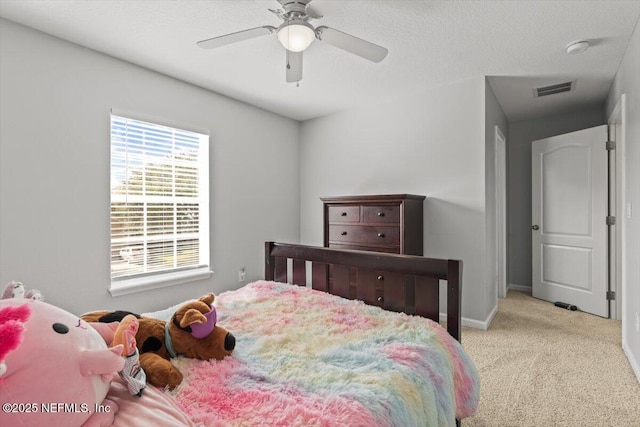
320, 194, 426, 203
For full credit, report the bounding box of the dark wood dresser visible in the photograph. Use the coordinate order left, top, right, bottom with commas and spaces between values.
321, 194, 425, 255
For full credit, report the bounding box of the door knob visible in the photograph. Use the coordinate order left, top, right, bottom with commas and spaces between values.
532, 225, 539, 230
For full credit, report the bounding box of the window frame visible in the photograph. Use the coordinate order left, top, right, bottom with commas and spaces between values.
108, 110, 212, 296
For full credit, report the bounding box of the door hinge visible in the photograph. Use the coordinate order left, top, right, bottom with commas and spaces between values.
606, 216, 616, 226
606, 291, 616, 301
606, 140, 616, 150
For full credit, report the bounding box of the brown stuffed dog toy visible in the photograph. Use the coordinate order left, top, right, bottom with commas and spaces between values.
81, 293, 235, 389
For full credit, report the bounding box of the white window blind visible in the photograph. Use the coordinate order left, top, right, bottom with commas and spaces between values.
110, 114, 210, 283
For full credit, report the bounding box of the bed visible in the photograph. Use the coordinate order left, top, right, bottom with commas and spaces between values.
108, 242, 479, 426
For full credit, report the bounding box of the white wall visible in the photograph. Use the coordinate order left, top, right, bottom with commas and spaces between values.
0, 19, 300, 315
484, 80, 508, 314
506, 108, 604, 290
300, 77, 494, 325
605, 18, 640, 381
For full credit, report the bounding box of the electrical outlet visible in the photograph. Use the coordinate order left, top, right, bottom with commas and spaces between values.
239, 267, 246, 282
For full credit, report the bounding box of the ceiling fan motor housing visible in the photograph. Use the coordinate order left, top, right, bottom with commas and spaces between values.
277, 0, 313, 16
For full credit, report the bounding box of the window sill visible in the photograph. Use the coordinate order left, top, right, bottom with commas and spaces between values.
109, 268, 213, 297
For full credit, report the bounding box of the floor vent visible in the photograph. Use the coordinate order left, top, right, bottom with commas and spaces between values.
534, 81, 574, 98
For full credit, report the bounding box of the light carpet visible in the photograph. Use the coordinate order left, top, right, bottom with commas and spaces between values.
461, 290, 640, 427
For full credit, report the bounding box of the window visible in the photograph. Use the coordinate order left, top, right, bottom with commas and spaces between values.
110, 113, 210, 295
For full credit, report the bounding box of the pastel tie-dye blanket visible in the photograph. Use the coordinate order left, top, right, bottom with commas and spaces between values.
165, 281, 480, 426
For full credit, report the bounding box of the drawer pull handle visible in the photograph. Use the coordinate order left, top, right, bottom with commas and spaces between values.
377, 275, 384, 281
341, 212, 347, 216
341, 231, 348, 236
377, 233, 385, 238
377, 296, 384, 303
377, 212, 385, 217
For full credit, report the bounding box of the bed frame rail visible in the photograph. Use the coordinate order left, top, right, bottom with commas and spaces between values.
265, 242, 462, 342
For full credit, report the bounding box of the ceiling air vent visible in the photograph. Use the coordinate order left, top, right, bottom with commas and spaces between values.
533, 81, 575, 98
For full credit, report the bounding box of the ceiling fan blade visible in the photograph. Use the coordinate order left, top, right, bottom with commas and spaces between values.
315, 26, 388, 63
305, 4, 323, 20
286, 50, 303, 83
197, 26, 276, 49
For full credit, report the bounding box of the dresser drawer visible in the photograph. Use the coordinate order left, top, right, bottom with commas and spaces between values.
328, 225, 400, 246
328, 206, 360, 223
329, 243, 400, 254
362, 205, 400, 224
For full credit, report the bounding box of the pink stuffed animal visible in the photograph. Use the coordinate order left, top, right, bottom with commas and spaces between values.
2, 281, 44, 301
0, 299, 125, 427
1, 281, 26, 299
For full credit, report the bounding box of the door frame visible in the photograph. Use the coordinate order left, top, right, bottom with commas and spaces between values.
608, 94, 626, 321
495, 125, 507, 298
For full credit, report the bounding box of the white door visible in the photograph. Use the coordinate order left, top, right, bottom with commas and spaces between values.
532, 125, 608, 317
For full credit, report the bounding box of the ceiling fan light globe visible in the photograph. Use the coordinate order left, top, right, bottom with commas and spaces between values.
277, 23, 315, 52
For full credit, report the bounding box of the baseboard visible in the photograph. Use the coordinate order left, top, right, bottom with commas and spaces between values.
508, 283, 532, 294
622, 341, 640, 384
439, 304, 497, 331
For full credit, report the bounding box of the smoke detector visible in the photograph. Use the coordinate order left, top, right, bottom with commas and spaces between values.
565, 40, 590, 55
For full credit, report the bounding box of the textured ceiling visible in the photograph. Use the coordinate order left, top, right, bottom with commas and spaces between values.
1, 0, 639, 122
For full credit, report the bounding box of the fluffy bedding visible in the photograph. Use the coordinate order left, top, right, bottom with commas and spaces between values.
154, 280, 480, 426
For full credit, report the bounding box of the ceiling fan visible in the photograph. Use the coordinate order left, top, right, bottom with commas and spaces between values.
196, 0, 388, 84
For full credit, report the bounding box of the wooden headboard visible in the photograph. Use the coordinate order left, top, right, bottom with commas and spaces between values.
265, 242, 463, 342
